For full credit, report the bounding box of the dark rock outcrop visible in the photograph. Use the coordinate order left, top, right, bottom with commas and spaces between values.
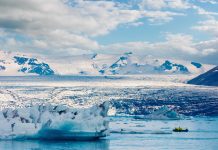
188, 66, 218, 86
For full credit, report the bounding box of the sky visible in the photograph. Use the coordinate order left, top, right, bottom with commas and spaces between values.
0, 0, 218, 64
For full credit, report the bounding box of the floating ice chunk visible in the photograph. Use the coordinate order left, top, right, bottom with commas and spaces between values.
0, 102, 109, 140
143, 106, 183, 120
108, 107, 116, 116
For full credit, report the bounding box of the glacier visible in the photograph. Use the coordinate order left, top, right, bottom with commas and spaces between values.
1, 75, 218, 117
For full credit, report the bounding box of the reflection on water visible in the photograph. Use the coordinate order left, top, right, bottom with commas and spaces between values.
0, 140, 109, 150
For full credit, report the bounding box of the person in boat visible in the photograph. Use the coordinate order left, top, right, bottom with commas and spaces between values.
173, 127, 189, 132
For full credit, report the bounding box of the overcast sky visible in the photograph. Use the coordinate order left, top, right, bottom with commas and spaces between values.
0, 0, 218, 64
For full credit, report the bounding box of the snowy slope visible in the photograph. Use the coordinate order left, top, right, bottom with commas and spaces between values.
0, 50, 214, 76
47, 52, 214, 75
0, 50, 54, 76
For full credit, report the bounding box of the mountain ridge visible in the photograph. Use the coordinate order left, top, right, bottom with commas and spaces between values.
0, 50, 214, 76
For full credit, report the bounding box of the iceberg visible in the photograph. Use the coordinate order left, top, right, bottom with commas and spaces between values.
0, 101, 109, 140
142, 106, 183, 120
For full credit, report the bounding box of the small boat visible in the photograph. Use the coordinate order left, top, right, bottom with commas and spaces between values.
173, 127, 189, 132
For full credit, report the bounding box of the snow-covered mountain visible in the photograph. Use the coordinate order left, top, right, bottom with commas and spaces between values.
48, 52, 213, 75
188, 66, 218, 86
0, 50, 54, 76
0, 50, 214, 76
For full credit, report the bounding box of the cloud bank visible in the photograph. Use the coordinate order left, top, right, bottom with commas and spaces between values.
0, 0, 217, 64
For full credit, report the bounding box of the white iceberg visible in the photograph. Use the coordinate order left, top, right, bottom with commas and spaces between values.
143, 106, 183, 120
0, 102, 109, 140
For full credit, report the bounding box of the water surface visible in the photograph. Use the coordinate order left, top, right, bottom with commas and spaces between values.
0, 117, 217, 150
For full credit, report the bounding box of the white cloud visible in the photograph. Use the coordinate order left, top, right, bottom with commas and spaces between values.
143, 10, 185, 24
164, 33, 198, 54
6, 38, 18, 47
33, 40, 48, 49
139, 0, 167, 10
202, 48, 217, 55
193, 19, 218, 36
138, 0, 190, 10
195, 38, 218, 54
0, 0, 143, 37
100, 33, 217, 58
101, 33, 196, 54
137, 0, 189, 24
129, 22, 144, 27
198, 0, 218, 4
167, 0, 190, 9
0, 0, 189, 56
0, 0, 217, 64
192, 5, 218, 17
0, 0, 145, 55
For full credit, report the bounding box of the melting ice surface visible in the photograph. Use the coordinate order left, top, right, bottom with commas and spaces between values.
0, 75, 218, 149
